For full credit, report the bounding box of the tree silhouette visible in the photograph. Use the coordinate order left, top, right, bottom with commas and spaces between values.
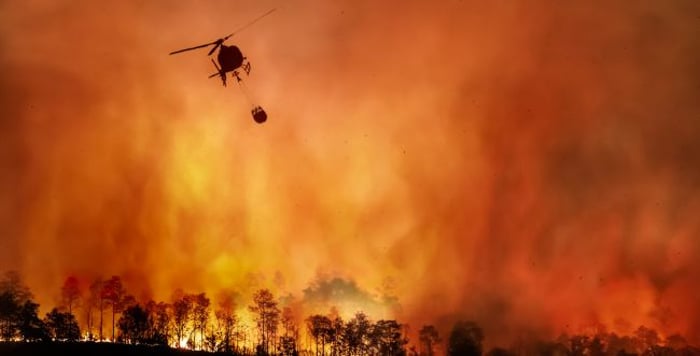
215, 293, 237, 353
635, 326, 660, 353
249, 289, 280, 355
0, 289, 18, 340
44, 308, 80, 341
117, 303, 149, 344
447, 321, 483, 356
344, 312, 371, 356
0, 271, 32, 340
88, 277, 104, 341
102, 276, 126, 341
192, 292, 210, 350
605, 332, 637, 355
279, 306, 300, 356
172, 290, 193, 348
4, 269, 700, 356
306, 314, 332, 356
369, 320, 407, 356
568, 334, 605, 356
328, 309, 344, 356
665, 334, 688, 350
60, 276, 81, 340
419, 325, 440, 356
17, 300, 49, 341
203, 322, 220, 352
145, 300, 171, 345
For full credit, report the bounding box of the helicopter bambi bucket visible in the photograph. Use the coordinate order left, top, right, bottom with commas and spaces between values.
169, 9, 276, 124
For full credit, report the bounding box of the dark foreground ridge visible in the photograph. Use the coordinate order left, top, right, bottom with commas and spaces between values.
0, 341, 229, 356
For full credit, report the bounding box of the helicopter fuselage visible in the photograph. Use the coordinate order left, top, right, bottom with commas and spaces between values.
217, 45, 244, 73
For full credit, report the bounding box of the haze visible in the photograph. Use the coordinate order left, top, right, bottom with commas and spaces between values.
1, 0, 699, 346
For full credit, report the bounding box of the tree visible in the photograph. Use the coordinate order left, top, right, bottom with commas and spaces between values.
344, 312, 371, 356
0, 289, 18, 340
249, 289, 280, 355
172, 290, 193, 348
102, 275, 126, 341
419, 325, 440, 356
306, 314, 332, 356
327, 307, 344, 356
16, 300, 49, 341
192, 293, 210, 350
204, 322, 221, 352
61, 276, 81, 340
665, 333, 687, 350
0, 271, 32, 340
634, 326, 660, 353
601, 333, 634, 355
215, 293, 237, 353
369, 320, 407, 356
447, 321, 483, 356
45, 307, 80, 341
568, 334, 605, 356
145, 300, 171, 345
279, 334, 299, 356
118, 303, 149, 344
88, 277, 104, 341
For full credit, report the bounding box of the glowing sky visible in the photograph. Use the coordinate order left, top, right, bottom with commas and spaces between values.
1, 0, 699, 346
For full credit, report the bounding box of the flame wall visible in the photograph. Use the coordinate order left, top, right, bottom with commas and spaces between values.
1, 0, 699, 347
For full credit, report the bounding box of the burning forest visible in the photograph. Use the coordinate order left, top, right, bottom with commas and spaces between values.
0, 270, 699, 355
1, 0, 699, 355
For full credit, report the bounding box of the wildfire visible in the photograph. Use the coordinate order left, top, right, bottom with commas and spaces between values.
0, 0, 698, 349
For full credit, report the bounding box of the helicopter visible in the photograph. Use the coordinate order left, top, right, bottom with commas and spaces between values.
169, 9, 275, 124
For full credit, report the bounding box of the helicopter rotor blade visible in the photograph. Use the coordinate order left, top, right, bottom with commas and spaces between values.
169, 8, 276, 56
169, 40, 218, 55
211, 58, 222, 72
222, 8, 276, 41
207, 40, 223, 56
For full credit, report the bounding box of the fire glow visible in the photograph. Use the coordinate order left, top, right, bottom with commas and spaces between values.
0, 0, 699, 350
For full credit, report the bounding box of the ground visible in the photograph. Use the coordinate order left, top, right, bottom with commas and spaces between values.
0, 342, 231, 356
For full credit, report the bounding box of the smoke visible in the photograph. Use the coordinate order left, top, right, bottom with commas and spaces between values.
1, 0, 699, 347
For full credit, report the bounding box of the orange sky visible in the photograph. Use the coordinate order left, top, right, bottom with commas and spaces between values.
1, 0, 699, 347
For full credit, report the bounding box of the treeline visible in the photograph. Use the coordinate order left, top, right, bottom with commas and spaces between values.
0, 271, 421, 355
1, 271, 699, 356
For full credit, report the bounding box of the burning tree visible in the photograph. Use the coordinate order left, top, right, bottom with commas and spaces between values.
16, 300, 48, 341
447, 321, 483, 356
87, 277, 103, 340
101, 275, 126, 341
60, 276, 81, 339
307, 314, 333, 356
328, 307, 344, 356
172, 290, 193, 348
280, 306, 300, 355
419, 325, 440, 356
249, 288, 280, 355
344, 312, 372, 356
145, 300, 171, 345
191, 292, 210, 349
215, 292, 238, 353
44, 307, 80, 341
117, 303, 149, 344
368, 319, 407, 356
0, 271, 33, 340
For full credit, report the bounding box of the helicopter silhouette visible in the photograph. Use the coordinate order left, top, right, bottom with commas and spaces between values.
169, 9, 275, 123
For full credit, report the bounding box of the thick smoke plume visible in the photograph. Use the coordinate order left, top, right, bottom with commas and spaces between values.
1, 0, 699, 347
